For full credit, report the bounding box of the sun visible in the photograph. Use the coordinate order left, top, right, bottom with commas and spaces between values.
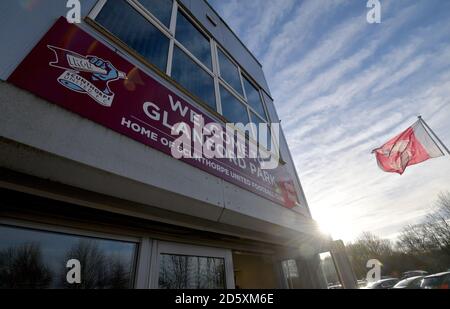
314, 208, 356, 242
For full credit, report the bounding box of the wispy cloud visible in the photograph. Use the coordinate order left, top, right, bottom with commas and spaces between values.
209, 0, 450, 242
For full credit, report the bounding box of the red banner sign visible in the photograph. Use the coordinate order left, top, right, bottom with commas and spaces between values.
8, 18, 299, 209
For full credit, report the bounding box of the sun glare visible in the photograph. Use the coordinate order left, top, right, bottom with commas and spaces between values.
314, 209, 355, 242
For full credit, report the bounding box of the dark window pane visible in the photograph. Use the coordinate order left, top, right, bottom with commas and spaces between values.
159, 254, 226, 289
251, 112, 272, 149
96, 0, 170, 72
220, 86, 249, 125
138, 0, 173, 27
0, 225, 137, 289
176, 12, 212, 70
261, 92, 275, 123
218, 49, 243, 95
250, 111, 266, 126
172, 46, 216, 109
243, 77, 266, 119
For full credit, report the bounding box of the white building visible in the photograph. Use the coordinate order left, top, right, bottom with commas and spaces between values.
0, 0, 341, 289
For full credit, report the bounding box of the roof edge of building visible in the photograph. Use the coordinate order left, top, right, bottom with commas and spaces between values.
203, 0, 264, 69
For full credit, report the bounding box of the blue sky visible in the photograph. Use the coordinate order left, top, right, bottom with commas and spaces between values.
208, 0, 450, 242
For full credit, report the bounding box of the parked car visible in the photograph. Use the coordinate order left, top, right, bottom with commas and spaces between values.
393, 276, 424, 289
420, 272, 450, 289
364, 278, 399, 289
357, 280, 367, 289
400, 270, 428, 280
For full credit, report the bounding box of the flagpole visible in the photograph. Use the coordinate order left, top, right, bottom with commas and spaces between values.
418, 116, 450, 156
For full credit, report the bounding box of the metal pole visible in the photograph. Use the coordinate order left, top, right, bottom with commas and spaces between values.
418, 116, 450, 156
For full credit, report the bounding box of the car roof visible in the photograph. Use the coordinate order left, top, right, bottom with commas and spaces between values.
402, 276, 424, 281
424, 271, 450, 278
394, 276, 424, 287
366, 278, 398, 286
400, 276, 424, 282
404, 270, 427, 273
378, 278, 398, 282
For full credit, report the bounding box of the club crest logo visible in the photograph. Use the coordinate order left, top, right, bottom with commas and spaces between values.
48, 45, 126, 107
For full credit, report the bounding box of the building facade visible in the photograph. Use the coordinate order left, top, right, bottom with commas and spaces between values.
0, 0, 332, 289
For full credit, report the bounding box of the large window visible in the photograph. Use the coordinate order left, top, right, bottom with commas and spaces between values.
159, 254, 226, 289
250, 111, 272, 149
91, 0, 274, 149
243, 76, 267, 120
218, 48, 243, 96
138, 0, 173, 28
96, 0, 170, 72
0, 225, 137, 289
220, 85, 250, 125
153, 241, 233, 289
175, 11, 212, 70
172, 46, 216, 109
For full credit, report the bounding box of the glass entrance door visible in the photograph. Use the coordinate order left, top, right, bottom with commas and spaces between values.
150, 241, 235, 289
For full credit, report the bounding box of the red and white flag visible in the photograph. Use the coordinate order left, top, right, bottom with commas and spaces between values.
372, 120, 445, 175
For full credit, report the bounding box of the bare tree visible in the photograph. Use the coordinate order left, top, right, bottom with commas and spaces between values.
0, 243, 53, 289
346, 232, 395, 278
58, 240, 131, 289
395, 191, 450, 273
426, 192, 450, 251
398, 192, 450, 254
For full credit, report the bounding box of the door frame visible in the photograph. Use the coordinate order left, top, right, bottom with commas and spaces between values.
149, 240, 235, 289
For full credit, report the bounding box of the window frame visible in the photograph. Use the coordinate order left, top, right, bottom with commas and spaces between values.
219, 83, 251, 127
0, 218, 141, 289
241, 73, 269, 121
171, 44, 217, 110
149, 240, 235, 289
0, 218, 140, 243
0, 221, 238, 290
216, 45, 245, 100
89, 0, 217, 111
133, 0, 175, 32
87, 0, 279, 158
173, 7, 214, 72
88, 0, 174, 72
